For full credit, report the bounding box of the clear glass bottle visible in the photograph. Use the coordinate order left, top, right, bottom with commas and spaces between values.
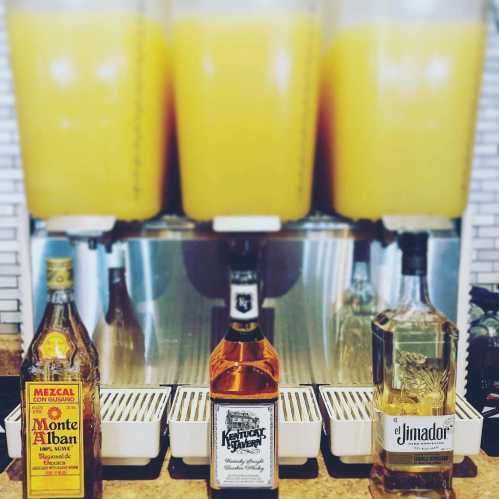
94, 247, 145, 385
370, 233, 458, 499
209, 240, 279, 499
332, 239, 378, 384
21, 258, 102, 499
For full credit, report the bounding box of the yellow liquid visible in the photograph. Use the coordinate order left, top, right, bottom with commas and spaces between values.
174, 14, 321, 221
8, 12, 172, 221
320, 22, 485, 220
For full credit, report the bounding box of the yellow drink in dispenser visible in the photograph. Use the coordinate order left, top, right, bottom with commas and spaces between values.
7, 9, 172, 221
173, 8, 321, 221
320, 20, 485, 220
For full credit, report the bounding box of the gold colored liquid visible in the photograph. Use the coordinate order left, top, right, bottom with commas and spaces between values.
370, 308, 458, 499
21, 292, 102, 499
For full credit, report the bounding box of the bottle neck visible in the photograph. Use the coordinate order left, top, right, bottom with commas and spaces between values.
47, 287, 74, 304
399, 273, 431, 307
228, 270, 260, 331
351, 260, 370, 284
107, 267, 130, 319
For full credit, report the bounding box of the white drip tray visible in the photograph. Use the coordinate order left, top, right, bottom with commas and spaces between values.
6, 386, 171, 466
319, 386, 483, 464
169, 386, 322, 466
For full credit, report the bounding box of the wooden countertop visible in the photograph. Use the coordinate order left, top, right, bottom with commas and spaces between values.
1, 449, 498, 498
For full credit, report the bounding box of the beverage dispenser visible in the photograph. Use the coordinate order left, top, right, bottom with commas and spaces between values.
0, 0, 494, 497
7, 0, 173, 224
319, 0, 486, 220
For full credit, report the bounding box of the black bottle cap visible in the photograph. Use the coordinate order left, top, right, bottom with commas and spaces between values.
228, 239, 258, 271
399, 232, 428, 276
353, 239, 371, 263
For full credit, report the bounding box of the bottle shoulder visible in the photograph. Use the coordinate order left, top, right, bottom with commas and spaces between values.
374, 304, 459, 338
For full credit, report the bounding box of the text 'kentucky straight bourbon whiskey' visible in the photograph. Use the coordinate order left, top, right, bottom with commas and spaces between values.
370, 233, 458, 499
210, 241, 279, 498
21, 258, 102, 499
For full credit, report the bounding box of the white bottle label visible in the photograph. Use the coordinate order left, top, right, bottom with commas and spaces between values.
230, 284, 258, 321
212, 401, 276, 489
382, 415, 455, 453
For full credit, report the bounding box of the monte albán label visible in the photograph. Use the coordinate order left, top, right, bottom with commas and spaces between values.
26, 381, 84, 498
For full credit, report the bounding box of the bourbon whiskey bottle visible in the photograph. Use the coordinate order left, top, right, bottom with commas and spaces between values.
370, 233, 458, 499
209, 242, 279, 498
21, 258, 102, 499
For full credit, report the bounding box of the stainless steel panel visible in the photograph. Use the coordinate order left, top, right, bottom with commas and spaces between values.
30, 219, 460, 386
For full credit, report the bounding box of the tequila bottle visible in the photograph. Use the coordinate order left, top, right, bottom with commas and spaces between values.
370, 233, 458, 499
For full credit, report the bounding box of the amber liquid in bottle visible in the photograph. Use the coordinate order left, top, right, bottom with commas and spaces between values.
21, 258, 102, 499
210, 260, 279, 499
94, 250, 145, 385
369, 234, 458, 499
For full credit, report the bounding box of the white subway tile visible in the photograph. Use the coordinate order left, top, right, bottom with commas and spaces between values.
473, 214, 496, 226
0, 143, 20, 156
483, 181, 499, 192
0, 241, 19, 252
0, 288, 20, 300
477, 273, 499, 284
0, 252, 16, 265
1, 311, 22, 323
473, 238, 496, 249
0, 168, 22, 180
472, 261, 493, 273
0, 264, 20, 276
0, 300, 18, 312
0, 205, 14, 216
474, 144, 498, 156
479, 203, 499, 214
477, 250, 499, 261
0, 193, 24, 204
478, 227, 499, 238
473, 168, 499, 180
0, 276, 17, 288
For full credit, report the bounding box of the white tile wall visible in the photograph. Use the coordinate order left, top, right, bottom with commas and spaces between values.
0, 3, 498, 335
0, 1, 23, 333
470, 21, 499, 290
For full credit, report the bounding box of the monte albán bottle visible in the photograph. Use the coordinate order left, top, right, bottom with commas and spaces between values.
370, 233, 458, 499
209, 241, 279, 498
21, 258, 102, 499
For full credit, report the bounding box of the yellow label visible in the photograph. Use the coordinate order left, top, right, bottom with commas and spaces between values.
38, 331, 73, 361
26, 381, 84, 498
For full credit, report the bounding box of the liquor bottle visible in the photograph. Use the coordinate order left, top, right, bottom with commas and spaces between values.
466, 286, 499, 413
332, 239, 378, 384
94, 247, 145, 385
21, 258, 102, 499
370, 233, 458, 499
209, 241, 279, 498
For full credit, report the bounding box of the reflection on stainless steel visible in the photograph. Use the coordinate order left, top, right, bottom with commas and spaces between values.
30, 218, 460, 386
331, 240, 379, 385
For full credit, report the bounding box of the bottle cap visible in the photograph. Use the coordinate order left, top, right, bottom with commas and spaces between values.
398, 232, 428, 276
353, 239, 371, 263
47, 258, 73, 289
229, 239, 258, 271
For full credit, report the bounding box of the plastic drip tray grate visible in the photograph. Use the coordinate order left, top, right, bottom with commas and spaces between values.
319, 386, 483, 464
6, 386, 171, 466
168, 386, 322, 466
